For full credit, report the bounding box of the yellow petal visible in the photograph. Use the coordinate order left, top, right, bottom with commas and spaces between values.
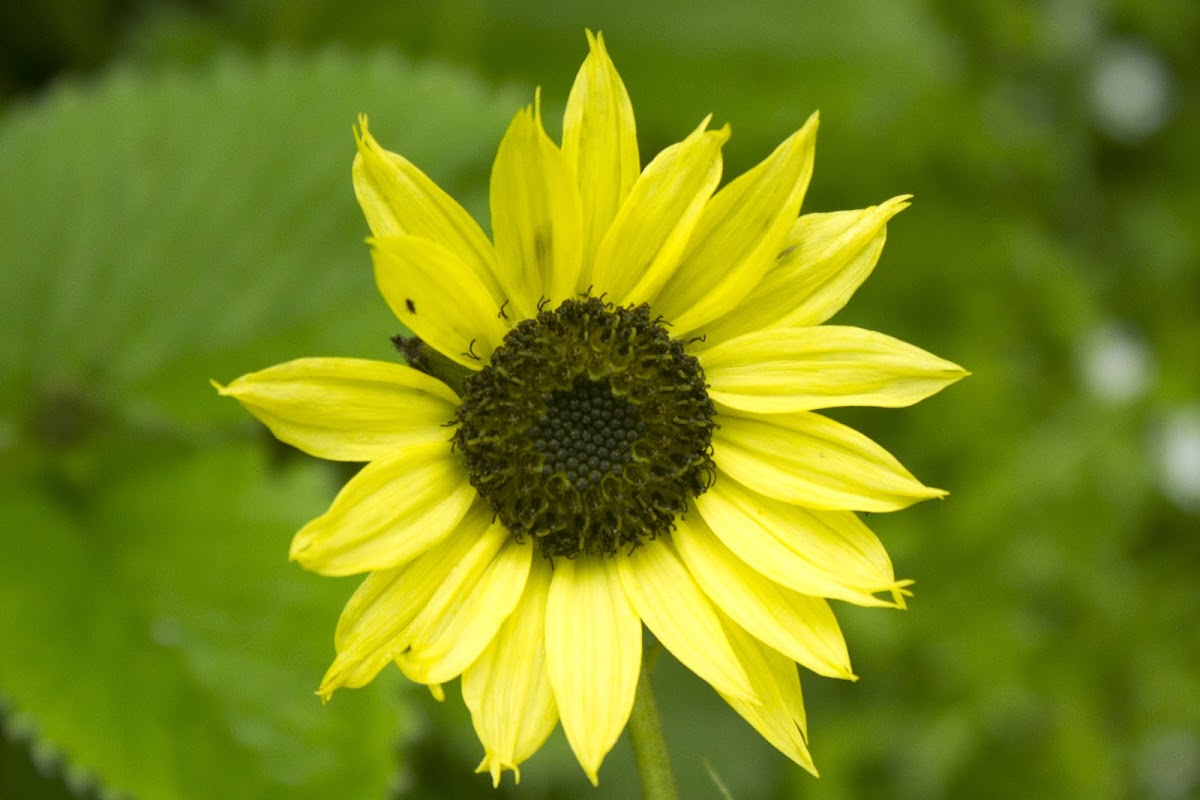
673, 513, 853, 679
545, 557, 641, 786
396, 529, 533, 686
701, 326, 968, 413
617, 537, 756, 701
591, 119, 729, 305
490, 100, 584, 318
213, 357, 457, 462
653, 114, 818, 334
562, 30, 640, 285
372, 234, 508, 370
695, 196, 910, 346
696, 472, 910, 607
712, 410, 944, 512
289, 441, 475, 576
352, 116, 504, 302
718, 613, 817, 776
463, 557, 558, 787
318, 500, 492, 698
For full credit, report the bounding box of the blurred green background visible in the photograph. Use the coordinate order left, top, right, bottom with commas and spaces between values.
1, 1, 1197, 798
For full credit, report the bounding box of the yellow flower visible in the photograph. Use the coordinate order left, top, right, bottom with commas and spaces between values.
216, 31, 965, 786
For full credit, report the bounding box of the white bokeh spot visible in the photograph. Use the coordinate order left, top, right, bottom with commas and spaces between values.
1079, 322, 1155, 404
1152, 409, 1200, 513
1090, 39, 1174, 144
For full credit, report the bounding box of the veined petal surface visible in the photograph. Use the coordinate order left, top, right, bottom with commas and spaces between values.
490, 101, 584, 317
674, 513, 853, 679
617, 537, 756, 701
591, 119, 728, 305
396, 528, 533, 686
718, 614, 817, 775
696, 196, 910, 346
463, 558, 558, 787
214, 357, 457, 461
653, 114, 818, 334
289, 441, 476, 576
318, 501, 492, 698
545, 557, 641, 786
353, 117, 503, 302
712, 410, 944, 512
701, 326, 968, 413
372, 234, 508, 370
696, 472, 909, 607
562, 30, 639, 283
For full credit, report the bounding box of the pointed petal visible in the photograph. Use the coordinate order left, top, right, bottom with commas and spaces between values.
352, 117, 503, 302
372, 234, 508, 370
718, 613, 817, 775
545, 557, 641, 785
654, 114, 818, 334
617, 537, 756, 701
463, 557, 558, 787
673, 513, 853, 679
712, 410, 944, 512
214, 357, 457, 462
490, 101, 584, 318
695, 196, 910, 346
591, 119, 728, 305
562, 30, 640, 284
397, 529, 533, 686
289, 441, 475, 576
318, 500, 492, 698
700, 326, 969, 413
696, 472, 910, 607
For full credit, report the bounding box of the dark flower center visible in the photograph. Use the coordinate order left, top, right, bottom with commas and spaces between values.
528, 376, 645, 490
452, 296, 716, 559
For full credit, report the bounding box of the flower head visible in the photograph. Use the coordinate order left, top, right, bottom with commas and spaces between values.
216, 31, 966, 785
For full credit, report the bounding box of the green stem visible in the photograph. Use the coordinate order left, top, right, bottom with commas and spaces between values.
628, 651, 679, 800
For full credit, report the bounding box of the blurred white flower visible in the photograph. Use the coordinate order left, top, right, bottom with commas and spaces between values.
1090, 39, 1174, 144
1079, 322, 1154, 404
1152, 409, 1200, 513
1139, 727, 1200, 799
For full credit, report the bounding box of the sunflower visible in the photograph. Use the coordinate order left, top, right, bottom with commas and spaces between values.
216, 31, 965, 786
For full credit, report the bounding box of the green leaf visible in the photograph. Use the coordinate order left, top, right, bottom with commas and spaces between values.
0, 49, 520, 428
0, 446, 403, 800
0, 51, 524, 800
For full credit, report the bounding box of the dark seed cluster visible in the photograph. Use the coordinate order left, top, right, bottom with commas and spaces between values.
452, 296, 716, 559
528, 377, 645, 490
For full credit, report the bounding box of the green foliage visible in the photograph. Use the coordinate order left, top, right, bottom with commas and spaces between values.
0, 448, 399, 800
0, 49, 517, 423
2, 2, 1199, 799
0, 51, 521, 799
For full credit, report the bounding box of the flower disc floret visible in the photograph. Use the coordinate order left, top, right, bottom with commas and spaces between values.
453, 296, 716, 558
